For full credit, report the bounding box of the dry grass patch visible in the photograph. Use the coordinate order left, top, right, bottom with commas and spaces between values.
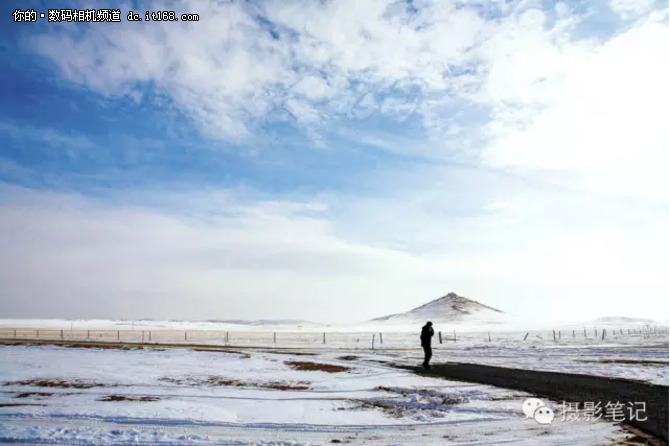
159, 376, 235, 386
5, 378, 116, 389
284, 361, 350, 373
337, 355, 359, 361
14, 392, 54, 399
98, 395, 160, 402
374, 386, 398, 392
263, 382, 310, 391
159, 375, 310, 390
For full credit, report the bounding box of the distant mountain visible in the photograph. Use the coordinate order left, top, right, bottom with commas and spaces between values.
203, 319, 325, 327
370, 292, 506, 325
585, 316, 663, 326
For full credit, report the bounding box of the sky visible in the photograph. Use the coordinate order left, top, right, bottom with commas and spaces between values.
0, 0, 667, 324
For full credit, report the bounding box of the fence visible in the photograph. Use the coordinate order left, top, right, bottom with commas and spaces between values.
0, 326, 667, 350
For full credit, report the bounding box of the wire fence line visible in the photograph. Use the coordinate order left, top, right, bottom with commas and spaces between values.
0, 326, 667, 349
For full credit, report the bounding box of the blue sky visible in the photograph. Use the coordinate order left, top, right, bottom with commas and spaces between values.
0, 0, 667, 323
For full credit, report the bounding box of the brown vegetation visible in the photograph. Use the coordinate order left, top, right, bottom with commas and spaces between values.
284, 361, 350, 373
159, 375, 310, 390
4, 378, 116, 389
98, 395, 160, 402
14, 392, 54, 398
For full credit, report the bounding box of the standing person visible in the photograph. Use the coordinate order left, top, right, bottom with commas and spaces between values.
420, 321, 434, 369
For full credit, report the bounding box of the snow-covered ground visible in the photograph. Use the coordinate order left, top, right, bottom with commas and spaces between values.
0, 344, 642, 445
1, 318, 667, 389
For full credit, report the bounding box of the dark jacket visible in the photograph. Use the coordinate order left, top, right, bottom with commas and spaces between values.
420, 325, 434, 346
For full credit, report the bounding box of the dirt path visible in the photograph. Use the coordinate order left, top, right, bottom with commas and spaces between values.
396, 362, 668, 443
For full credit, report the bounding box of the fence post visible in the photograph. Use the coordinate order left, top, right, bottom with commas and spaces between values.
523, 333, 529, 341
226, 331, 229, 344
60, 329, 63, 340
602, 329, 606, 340
584, 327, 587, 337
117, 330, 120, 340
379, 333, 383, 345
14, 329, 16, 339
274, 332, 276, 344
87, 330, 90, 340
323, 332, 326, 344
149, 331, 152, 342
572, 330, 575, 338
553, 330, 556, 342
488, 332, 491, 342
620, 328, 623, 335
185, 331, 187, 341
142, 330, 144, 343
438, 331, 442, 344
372, 333, 376, 350
559, 330, 561, 340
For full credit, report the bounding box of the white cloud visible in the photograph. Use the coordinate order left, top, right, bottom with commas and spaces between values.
610, 0, 657, 18
1, 183, 665, 322
29, 0, 486, 142
291, 75, 336, 101
479, 8, 669, 203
